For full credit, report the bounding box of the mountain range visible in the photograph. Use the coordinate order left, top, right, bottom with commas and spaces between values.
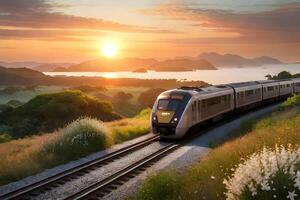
60, 57, 216, 72
198, 52, 283, 67
0, 53, 284, 72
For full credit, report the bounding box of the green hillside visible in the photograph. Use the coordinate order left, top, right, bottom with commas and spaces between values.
0, 90, 121, 137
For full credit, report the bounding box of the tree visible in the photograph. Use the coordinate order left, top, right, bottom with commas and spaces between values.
138, 88, 165, 108
265, 74, 272, 80
112, 91, 133, 104
276, 71, 292, 79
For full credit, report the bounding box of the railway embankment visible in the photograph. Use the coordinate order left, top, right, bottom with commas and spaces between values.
129, 94, 300, 200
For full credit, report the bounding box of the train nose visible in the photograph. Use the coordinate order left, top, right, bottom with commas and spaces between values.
156, 110, 175, 123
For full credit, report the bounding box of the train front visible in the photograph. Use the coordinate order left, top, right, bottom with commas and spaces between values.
150, 90, 192, 139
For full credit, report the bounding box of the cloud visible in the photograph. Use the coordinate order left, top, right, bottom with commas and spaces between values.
0, 0, 176, 40
141, 2, 300, 43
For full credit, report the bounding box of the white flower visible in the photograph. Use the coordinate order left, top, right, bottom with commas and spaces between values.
286, 191, 297, 200
223, 145, 300, 200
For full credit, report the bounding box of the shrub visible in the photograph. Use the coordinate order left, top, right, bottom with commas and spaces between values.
0, 134, 12, 143
44, 118, 112, 161
112, 91, 133, 103
223, 145, 300, 200
138, 88, 165, 108
136, 171, 183, 200
282, 94, 300, 108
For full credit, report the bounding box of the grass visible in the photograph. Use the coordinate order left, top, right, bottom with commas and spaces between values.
0, 109, 150, 186
132, 94, 300, 200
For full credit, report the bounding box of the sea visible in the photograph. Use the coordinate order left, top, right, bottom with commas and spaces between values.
44, 64, 300, 85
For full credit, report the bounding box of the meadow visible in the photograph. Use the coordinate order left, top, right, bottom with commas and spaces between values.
133, 94, 300, 200
0, 108, 150, 186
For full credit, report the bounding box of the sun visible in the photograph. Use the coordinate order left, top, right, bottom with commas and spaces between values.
101, 41, 118, 58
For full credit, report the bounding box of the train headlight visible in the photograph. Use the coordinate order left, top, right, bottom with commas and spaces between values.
174, 117, 178, 122
153, 116, 157, 121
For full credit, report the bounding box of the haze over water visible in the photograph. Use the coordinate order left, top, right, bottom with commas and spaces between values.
45, 64, 300, 85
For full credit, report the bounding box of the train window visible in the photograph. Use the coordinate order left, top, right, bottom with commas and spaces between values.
245, 90, 254, 96
267, 86, 274, 91
158, 99, 181, 111
287, 84, 290, 87
204, 96, 221, 107
198, 100, 201, 113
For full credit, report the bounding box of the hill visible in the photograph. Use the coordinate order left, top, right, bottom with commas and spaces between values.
0, 90, 121, 137
0, 61, 42, 68
67, 58, 157, 72
0, 66, 208, 87
151, 58, 216, 71
63, 57, 215, 72
32, 63, 73, 72
0, 66, 52, 85
198, 52, 282, 67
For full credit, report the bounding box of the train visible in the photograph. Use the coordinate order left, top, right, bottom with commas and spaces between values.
150, 79, 300, 139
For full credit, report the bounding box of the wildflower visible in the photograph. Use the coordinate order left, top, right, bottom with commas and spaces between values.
286, 191, 297, 200
223, 145, 300, 200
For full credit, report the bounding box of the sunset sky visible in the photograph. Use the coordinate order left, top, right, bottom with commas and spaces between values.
0, 0, 299, 62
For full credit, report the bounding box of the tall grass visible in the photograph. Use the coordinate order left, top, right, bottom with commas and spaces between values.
0, 109, 150, 186
132, 95, 300, 200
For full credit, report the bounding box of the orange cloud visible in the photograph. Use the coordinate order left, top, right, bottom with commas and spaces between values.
141, 2, 300, 43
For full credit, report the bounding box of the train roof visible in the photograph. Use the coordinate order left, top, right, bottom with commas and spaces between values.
227, 81, 260, 88
177, 85, 232, 95
255, 80, 280, 84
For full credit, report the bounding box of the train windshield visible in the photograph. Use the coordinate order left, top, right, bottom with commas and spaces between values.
158, 99, 181, 111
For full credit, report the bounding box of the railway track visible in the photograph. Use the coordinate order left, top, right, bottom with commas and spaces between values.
0, 135, 160, 200
64, 143, 180, 200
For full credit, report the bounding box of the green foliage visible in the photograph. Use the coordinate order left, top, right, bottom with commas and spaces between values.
0, 90, 121, 137
44, 118, 112, 162
281, 93, 300, 107
138, 88, 165, 108
0, 134, 12, 143
265, 70, 300, 80
6, 99, 24, 107
70, 85, 107, 92
112, 91, 133, 103
135, 171, 183, 200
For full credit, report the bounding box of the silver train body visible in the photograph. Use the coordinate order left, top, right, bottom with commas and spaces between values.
151, 79, 300, 139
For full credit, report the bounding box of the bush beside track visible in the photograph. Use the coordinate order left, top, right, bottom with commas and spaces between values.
0, 109, 150, 186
